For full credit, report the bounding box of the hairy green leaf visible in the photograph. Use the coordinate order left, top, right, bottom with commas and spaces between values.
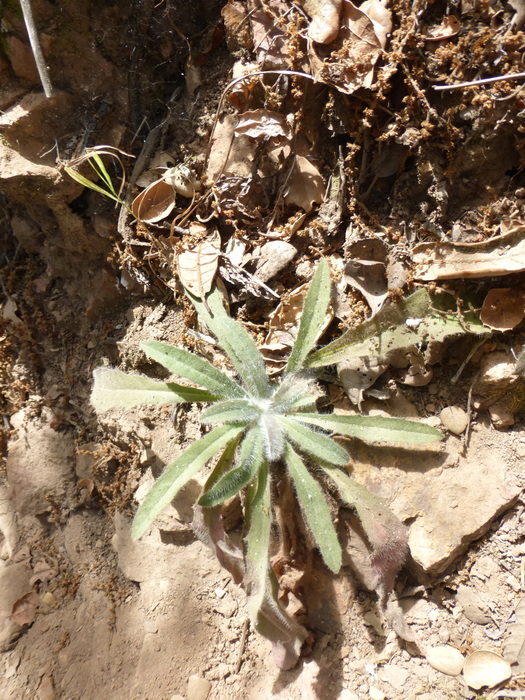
321, 466, 408, 600
200, 398, 258, 425
286, 259, 331, 374
141, 340, 247, 399
306, 288, 490, 368
245, 463, 307, 670
279, 416, 349, 465
199, 427, 264, 507
91, 367, 215, 411
293, 412, 443, 445
284, 443, 342, 573
271, 373, 322, 414
187, 288, 271, 399
132, 424, 244, 540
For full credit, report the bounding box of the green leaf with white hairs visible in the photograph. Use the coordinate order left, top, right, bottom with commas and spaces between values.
279, 415, 349, 466
91, 367, 215, 411
200, 398, 258, 425
285, 259, 331, 374
321, 465, 409, 600
141, 340, 247, 399
210, 315, 271, 398
244, 463, 307, 669
187, 288, 271, 399
271, 374, 322, 414
132, 423, 244, 540
199, 427, 264, 507
284, 443, 342, 573
292, 412, 443, 445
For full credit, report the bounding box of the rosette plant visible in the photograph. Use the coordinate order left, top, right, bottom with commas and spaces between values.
91, 260, 442, 668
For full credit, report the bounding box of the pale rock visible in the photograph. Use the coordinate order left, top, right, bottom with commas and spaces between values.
440, 406, 468, 434
0, 560, 32, 651
187, 675, 212, 700
378, 664, 410, 688
338, 691, 359, 700
426, 645, 464, 676
456, 585, 491, 625
488, 402, 515, 428
254, 241, 297, 282
368, 686, 386, 700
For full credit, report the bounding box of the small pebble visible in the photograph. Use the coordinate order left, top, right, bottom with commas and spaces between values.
426, 645, 464, 676
187, 675, 212, 700
369, 687, 386, 700
440, 406, 468, 434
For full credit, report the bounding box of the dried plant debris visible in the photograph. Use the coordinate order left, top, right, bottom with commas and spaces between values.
504, 597, 525, 673
414, 226, 525, 280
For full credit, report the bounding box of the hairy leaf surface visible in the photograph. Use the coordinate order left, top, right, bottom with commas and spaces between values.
286, 258, 331, 374
199, 427, 264, 506
141, 340, 246, 399
132, 424, 244, 539
294, 412, 443, 444
279, 415, 349, 465
91, 367, 215, 411
284, 443, 342, 573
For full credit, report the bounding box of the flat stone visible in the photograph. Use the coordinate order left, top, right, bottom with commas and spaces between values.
187, 675, 212, 700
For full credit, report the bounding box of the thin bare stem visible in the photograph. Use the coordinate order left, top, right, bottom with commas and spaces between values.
19, 0, 54, 98
434, 72, 525, 91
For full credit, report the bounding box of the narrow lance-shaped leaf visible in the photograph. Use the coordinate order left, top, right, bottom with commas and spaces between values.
279, 415, 349, 466
286, 258, 331, 374
211, 315, 271, 399
284, 443, 342, 573
321, 466, 408, 601
187, 287, 271, 399
244, 462, 307, 670
199, 427, 265, 507
200, 398, 258, 425
91, 367, 216, 411
141, 340, 247, 399
193, 436, 245, 584
132, 423, 244, 540
306, 287, 490, 368
293, 412, 443, 445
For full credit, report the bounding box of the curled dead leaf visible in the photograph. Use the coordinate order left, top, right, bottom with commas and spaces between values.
177, 229, 221, 298
11, 591, 40, 626
463, 650, 512, 690
235, 109, 292, 141
29, 560, 56, 587
360, 0, 393, 49
426, 645, 465, 676
304, 0, 343, 44
480, 288, 525, 331
413, 225, 525, 280
424, 15, 461, 41
131, 179, 176, 223
284, 156, 325, 212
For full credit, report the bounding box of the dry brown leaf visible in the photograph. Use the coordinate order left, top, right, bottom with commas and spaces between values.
308, 0, 384, 94
135, 152, 175, 188
222, 0, 254, 51
480, 288, 525, 331
344, 259, 388, 316
413, 226, 525, 280
131, 179, 176, 223
503, 597, 525, 675
303, 0, 343, 44
249, 0, 292, 70
463, 650, 512, 690
261, 280, 333, 368
29, 560, 56, 587
504, 597, 525, 671
284, 156, 325, 212
424, 15, 461, 41
177, 229, 221, 298
11, 591, 40, 626
235, 109, 292, 141
360, 0, 392, 49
